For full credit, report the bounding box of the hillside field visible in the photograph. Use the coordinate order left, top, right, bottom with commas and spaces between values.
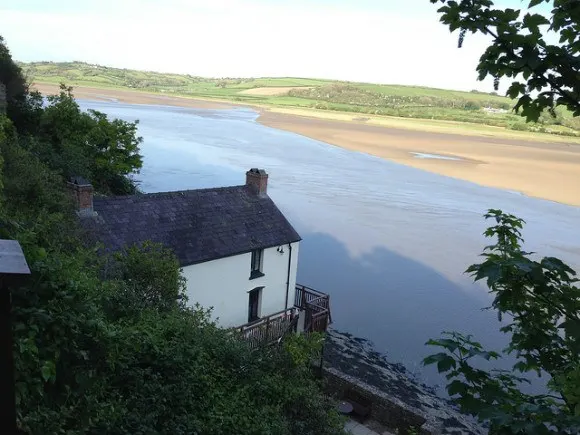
20, 61, 580, 138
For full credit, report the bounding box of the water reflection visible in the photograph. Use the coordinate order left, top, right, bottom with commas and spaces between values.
298, 231, 514, 385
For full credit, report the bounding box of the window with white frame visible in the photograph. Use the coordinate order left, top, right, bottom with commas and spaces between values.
250, 249, 264, 279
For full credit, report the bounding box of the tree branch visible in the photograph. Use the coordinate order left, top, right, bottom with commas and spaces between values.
476, 21, 580, 111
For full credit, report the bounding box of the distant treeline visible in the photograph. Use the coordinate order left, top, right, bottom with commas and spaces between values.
290, 84, 512, 111
289, 84, 580, 136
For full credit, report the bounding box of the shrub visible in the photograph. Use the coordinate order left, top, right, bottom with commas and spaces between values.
425, 210, 580, 434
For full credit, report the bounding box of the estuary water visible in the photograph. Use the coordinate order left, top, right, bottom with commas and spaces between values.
79, 100, 580, 385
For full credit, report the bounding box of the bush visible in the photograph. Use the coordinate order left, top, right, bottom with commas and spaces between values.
35, 85, 143, 194
509, 122, 528, 131
1, 37, 345, 435
463, 100, 481, 110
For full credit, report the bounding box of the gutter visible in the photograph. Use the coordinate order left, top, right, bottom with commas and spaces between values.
284, 242, 293, 310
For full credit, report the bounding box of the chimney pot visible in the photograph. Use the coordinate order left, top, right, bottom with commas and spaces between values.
66, 176, 95, 217
246, 168, 268, 197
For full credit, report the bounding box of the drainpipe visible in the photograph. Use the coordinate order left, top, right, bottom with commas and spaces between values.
284, 243, 293, 311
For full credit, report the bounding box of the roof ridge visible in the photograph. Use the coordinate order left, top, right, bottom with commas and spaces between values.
94, 184, 249, 201
86, 183, 301, 266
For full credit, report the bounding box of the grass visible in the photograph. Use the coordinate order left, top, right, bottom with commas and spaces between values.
355, 83, 509, 103
21, 61, 580, 142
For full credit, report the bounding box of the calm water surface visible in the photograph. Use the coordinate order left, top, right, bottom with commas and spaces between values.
80, 100, 580, 385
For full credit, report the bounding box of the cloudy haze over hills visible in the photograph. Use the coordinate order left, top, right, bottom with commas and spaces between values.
1, 0, 502, 91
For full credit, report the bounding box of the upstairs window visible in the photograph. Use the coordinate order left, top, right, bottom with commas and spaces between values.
250, 249, 264, 279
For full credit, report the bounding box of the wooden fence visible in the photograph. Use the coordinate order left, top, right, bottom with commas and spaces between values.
237, 307, 298, 349
295, 284, 332, 332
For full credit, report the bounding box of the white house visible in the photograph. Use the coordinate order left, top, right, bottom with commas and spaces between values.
72, 168, 331, 344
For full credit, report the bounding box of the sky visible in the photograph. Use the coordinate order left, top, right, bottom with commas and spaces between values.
0, 0, 531, 91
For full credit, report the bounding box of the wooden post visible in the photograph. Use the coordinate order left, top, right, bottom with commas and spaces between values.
0, 281, 17, 433
0, 240, 31, 435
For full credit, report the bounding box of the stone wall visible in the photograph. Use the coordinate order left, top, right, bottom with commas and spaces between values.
0, 83, 6, 114
322, 330, 484, 435
323, 367, 431, 434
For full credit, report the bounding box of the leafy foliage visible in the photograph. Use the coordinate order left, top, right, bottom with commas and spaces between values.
424, 210, 580, 434
2, 36, 143, 195
426, 4, 580, 430
35, 84, 143, 194
430, 0, 580, 121
103, 241, 188, 316
0, 35, 41, 133
1, 37, 344, 434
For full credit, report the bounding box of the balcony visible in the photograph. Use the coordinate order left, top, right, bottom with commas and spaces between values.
237, 307, 298, 349
294, 284, 332, 333
236, 284, 331, 349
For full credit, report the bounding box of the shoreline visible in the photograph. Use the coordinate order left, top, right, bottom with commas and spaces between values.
256, 110, 580, 207
33, 83, 235, 110
34, 83, 580, 206
325, 330, 484, 434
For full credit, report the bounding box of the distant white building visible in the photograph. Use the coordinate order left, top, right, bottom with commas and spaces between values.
484, 107, 508, 114
73, 168, 331, 345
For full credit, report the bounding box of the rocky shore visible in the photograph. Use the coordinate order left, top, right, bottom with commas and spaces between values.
324, 330, 485, 434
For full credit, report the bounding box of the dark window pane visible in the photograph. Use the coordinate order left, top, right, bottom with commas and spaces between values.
248, 287, 262, 322
251, 249, 263, 272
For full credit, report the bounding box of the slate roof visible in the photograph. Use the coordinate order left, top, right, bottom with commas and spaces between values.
84, 185, 301, 266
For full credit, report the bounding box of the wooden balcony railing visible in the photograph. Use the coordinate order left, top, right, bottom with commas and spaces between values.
236, 285, 332, 349
237, 307, 298, 349
295, 284, 332, 333
295, 284, 328, 309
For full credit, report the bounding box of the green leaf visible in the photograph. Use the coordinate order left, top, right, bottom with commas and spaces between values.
447, 380, 469, 396
423, 352, 449, 366
523, 13, 550, 29
41, 361, 56, 382
507, 82, 526, 99
432, 338, 460, 352
503, 8, 521, 22
437, 355, 457, 373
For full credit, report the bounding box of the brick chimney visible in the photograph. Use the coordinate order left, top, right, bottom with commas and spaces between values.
246, 168, 268, 197
66, 176, 94, 217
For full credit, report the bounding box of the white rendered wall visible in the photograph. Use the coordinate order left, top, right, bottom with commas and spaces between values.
182, 242, 299, 328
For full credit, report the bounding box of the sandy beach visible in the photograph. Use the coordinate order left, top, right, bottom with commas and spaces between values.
34, 83, 233, 110
259, 111, 580, 206
35, 83, 580, 206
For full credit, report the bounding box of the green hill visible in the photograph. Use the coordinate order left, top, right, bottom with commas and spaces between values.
20, 61, 580, 137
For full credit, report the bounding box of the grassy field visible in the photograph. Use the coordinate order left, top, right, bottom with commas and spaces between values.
21, 61, 580, 139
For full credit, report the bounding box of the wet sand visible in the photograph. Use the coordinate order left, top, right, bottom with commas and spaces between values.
259, 112, 580, 206
34, 83, 580, 206
33, 83, 234, 110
